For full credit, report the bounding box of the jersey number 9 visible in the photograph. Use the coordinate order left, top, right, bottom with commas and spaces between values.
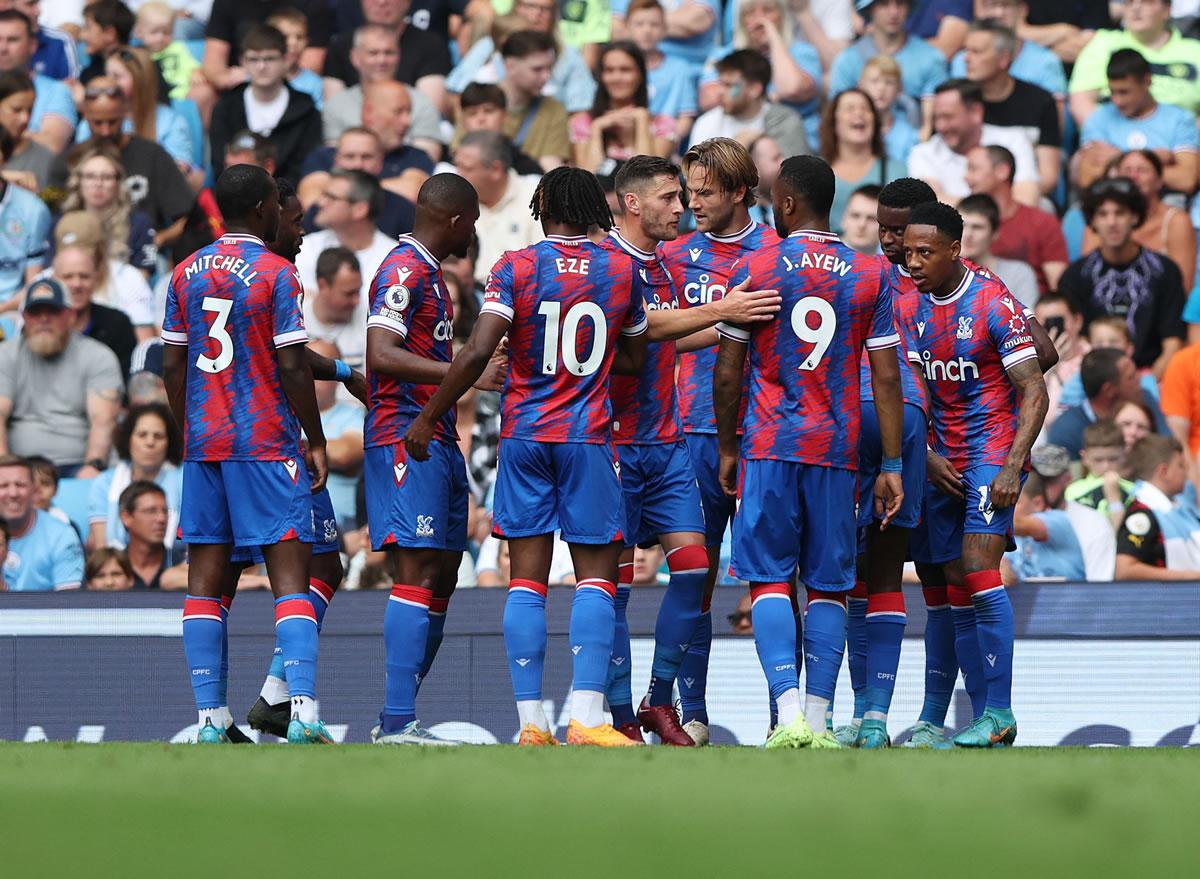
790, 297, 836, 371
538, 301, 607, 376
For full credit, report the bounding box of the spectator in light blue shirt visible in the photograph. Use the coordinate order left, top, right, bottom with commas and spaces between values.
949, 0, 1066, 97
269, 6, 325, 110
0, 455, 84, 591
830, 0, 948, 127
446, 8, 596, 113
0, 9, 76, 153
625, 0, 699, 140
1007, 471, 1088, 581
0, 129, 52, 331
615, 0, 721, 71
697, 0, 823, 144
858, 53, 921, 163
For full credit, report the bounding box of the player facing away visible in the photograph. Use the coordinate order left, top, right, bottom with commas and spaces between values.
658, 137, 777, 745
163, 165, 333, 745
229, 179, 368, 741
837, 178, 938, 750
900, 202, 1048, 748
364, 174, 484, 745
715, 155, 905, 750
405, 168, 650, 747
602, 156, 782, 745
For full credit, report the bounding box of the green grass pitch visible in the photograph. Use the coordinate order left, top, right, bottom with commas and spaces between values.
3, 744, 1197, 877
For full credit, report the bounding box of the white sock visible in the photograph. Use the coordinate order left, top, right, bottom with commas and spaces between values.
199, 707, 228, 728
291, 695, 317, 724
571, 690, 606, 728
805, 695, 831, 732
222, 707, 235, 730
260, 675, 289, 706
864, 710, 887, 723
776, 688, 801, 726
516, 700, 548, 731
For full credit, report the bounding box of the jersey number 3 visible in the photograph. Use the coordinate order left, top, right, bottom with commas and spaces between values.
538, 301, 606, 376
197, 296, 234, 374
790, 297, 836, 371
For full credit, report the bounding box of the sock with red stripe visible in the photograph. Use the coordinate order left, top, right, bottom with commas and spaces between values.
418, 595, 450, 689
949, 584, 987, 719
965, 569, 1014, 711
750, 583, 799, 711
274, 595, 319, 708
183, 595, 226, 721
919, 586, 957, 727
504, 579, 547, 725
606, 564, 635, 726
647, 544, 708, 706
678, 598, 712, 725
308, 578, 335, 629
569, 579, 616, 708
262, 578, 335, 707
847, 581, 869, 721
864, 592, 906, 720
381, 585, 430, 732
803, 590, 848, 730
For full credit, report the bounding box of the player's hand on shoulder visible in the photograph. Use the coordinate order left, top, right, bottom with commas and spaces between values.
474, 337, 509, 392
404, 418, 435, 462
345, 369, 369, 407
874, 472, 904, 528
718, 277, 781, 324
306, 443, 328, 494
927, 451, 964, 500
990, 464, 1022, 509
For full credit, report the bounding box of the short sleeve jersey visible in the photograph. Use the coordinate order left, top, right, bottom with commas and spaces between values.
603, 231, 683, 446
0, 183, 51, 299
900, 266, 1037, 471
1080, 101, 1200, 154
4, 510, 84, 592
659, 221, 773, 434
161, 234, 307, 461
720, 230, 898, 469
481, 236, 648, 443
365, 235, 457, 448
860, 259, 928, 411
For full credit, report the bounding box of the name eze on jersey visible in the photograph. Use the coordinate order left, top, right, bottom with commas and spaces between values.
555, 255, 591, 275
183, 253, 260, 285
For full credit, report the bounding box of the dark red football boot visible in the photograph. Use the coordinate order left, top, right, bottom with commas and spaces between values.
638, 698, 696, 746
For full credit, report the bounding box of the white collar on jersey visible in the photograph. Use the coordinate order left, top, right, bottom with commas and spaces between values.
219, 233, 266, 246
545, 234, 588, 245
896, 263, 912, 278
929, 264, 976, 306
786, 228, 842, 243
397, 234, 440, 268
608, 228, 655, 262
703, 218, 755, 243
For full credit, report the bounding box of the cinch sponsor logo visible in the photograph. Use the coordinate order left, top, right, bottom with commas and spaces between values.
433, 318, 454, 341
921, 352, 980, 381
683, 273, 726, 305
645, 298, 678, 311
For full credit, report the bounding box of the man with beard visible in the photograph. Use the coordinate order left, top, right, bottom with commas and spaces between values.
0, 277, 123, 478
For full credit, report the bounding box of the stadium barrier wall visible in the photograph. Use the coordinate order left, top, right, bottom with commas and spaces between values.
1, 584, 1197, 746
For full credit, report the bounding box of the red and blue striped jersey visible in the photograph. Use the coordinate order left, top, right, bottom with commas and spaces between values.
162, 233, 307, 461
720, 231, 898, 469
364, 235, 457, 448
481, 235, 649, 443
900, 265, 1037, 470
659, 220, 773, 434
603, 230, 682, 446
859, 259, 928, 412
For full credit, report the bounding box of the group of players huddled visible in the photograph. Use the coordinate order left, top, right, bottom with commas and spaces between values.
166, 134, 1053, 750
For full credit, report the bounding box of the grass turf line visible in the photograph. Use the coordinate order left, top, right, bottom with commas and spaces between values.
2, 744, 1196, 877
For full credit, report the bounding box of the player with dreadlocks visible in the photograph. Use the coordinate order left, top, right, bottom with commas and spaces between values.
406, 167, 652, 746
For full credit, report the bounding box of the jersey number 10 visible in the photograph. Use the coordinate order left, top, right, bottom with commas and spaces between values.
790, 297, 836, 371
539, 301, 607, 376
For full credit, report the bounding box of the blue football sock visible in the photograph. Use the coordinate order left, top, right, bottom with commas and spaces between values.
803, 591, 848, 701
949, 585, 987, 719
274, 595, 319, 700
418, 596, 449, 690
606, 582, 635, 724
965, 570, 1015, 711
218, 597, 231, 707
381, 585, 432, 731
750, 584, 799, 704
504, 580, 547, 702
864, 592, 906, 718
678, 608, 712, 725
648, 544, 708, 706
847, 582, 868, 719
919, 587, 957, 727
569, 579, 616, 694
183, 596, 225, 711
309, 577, 335, 630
